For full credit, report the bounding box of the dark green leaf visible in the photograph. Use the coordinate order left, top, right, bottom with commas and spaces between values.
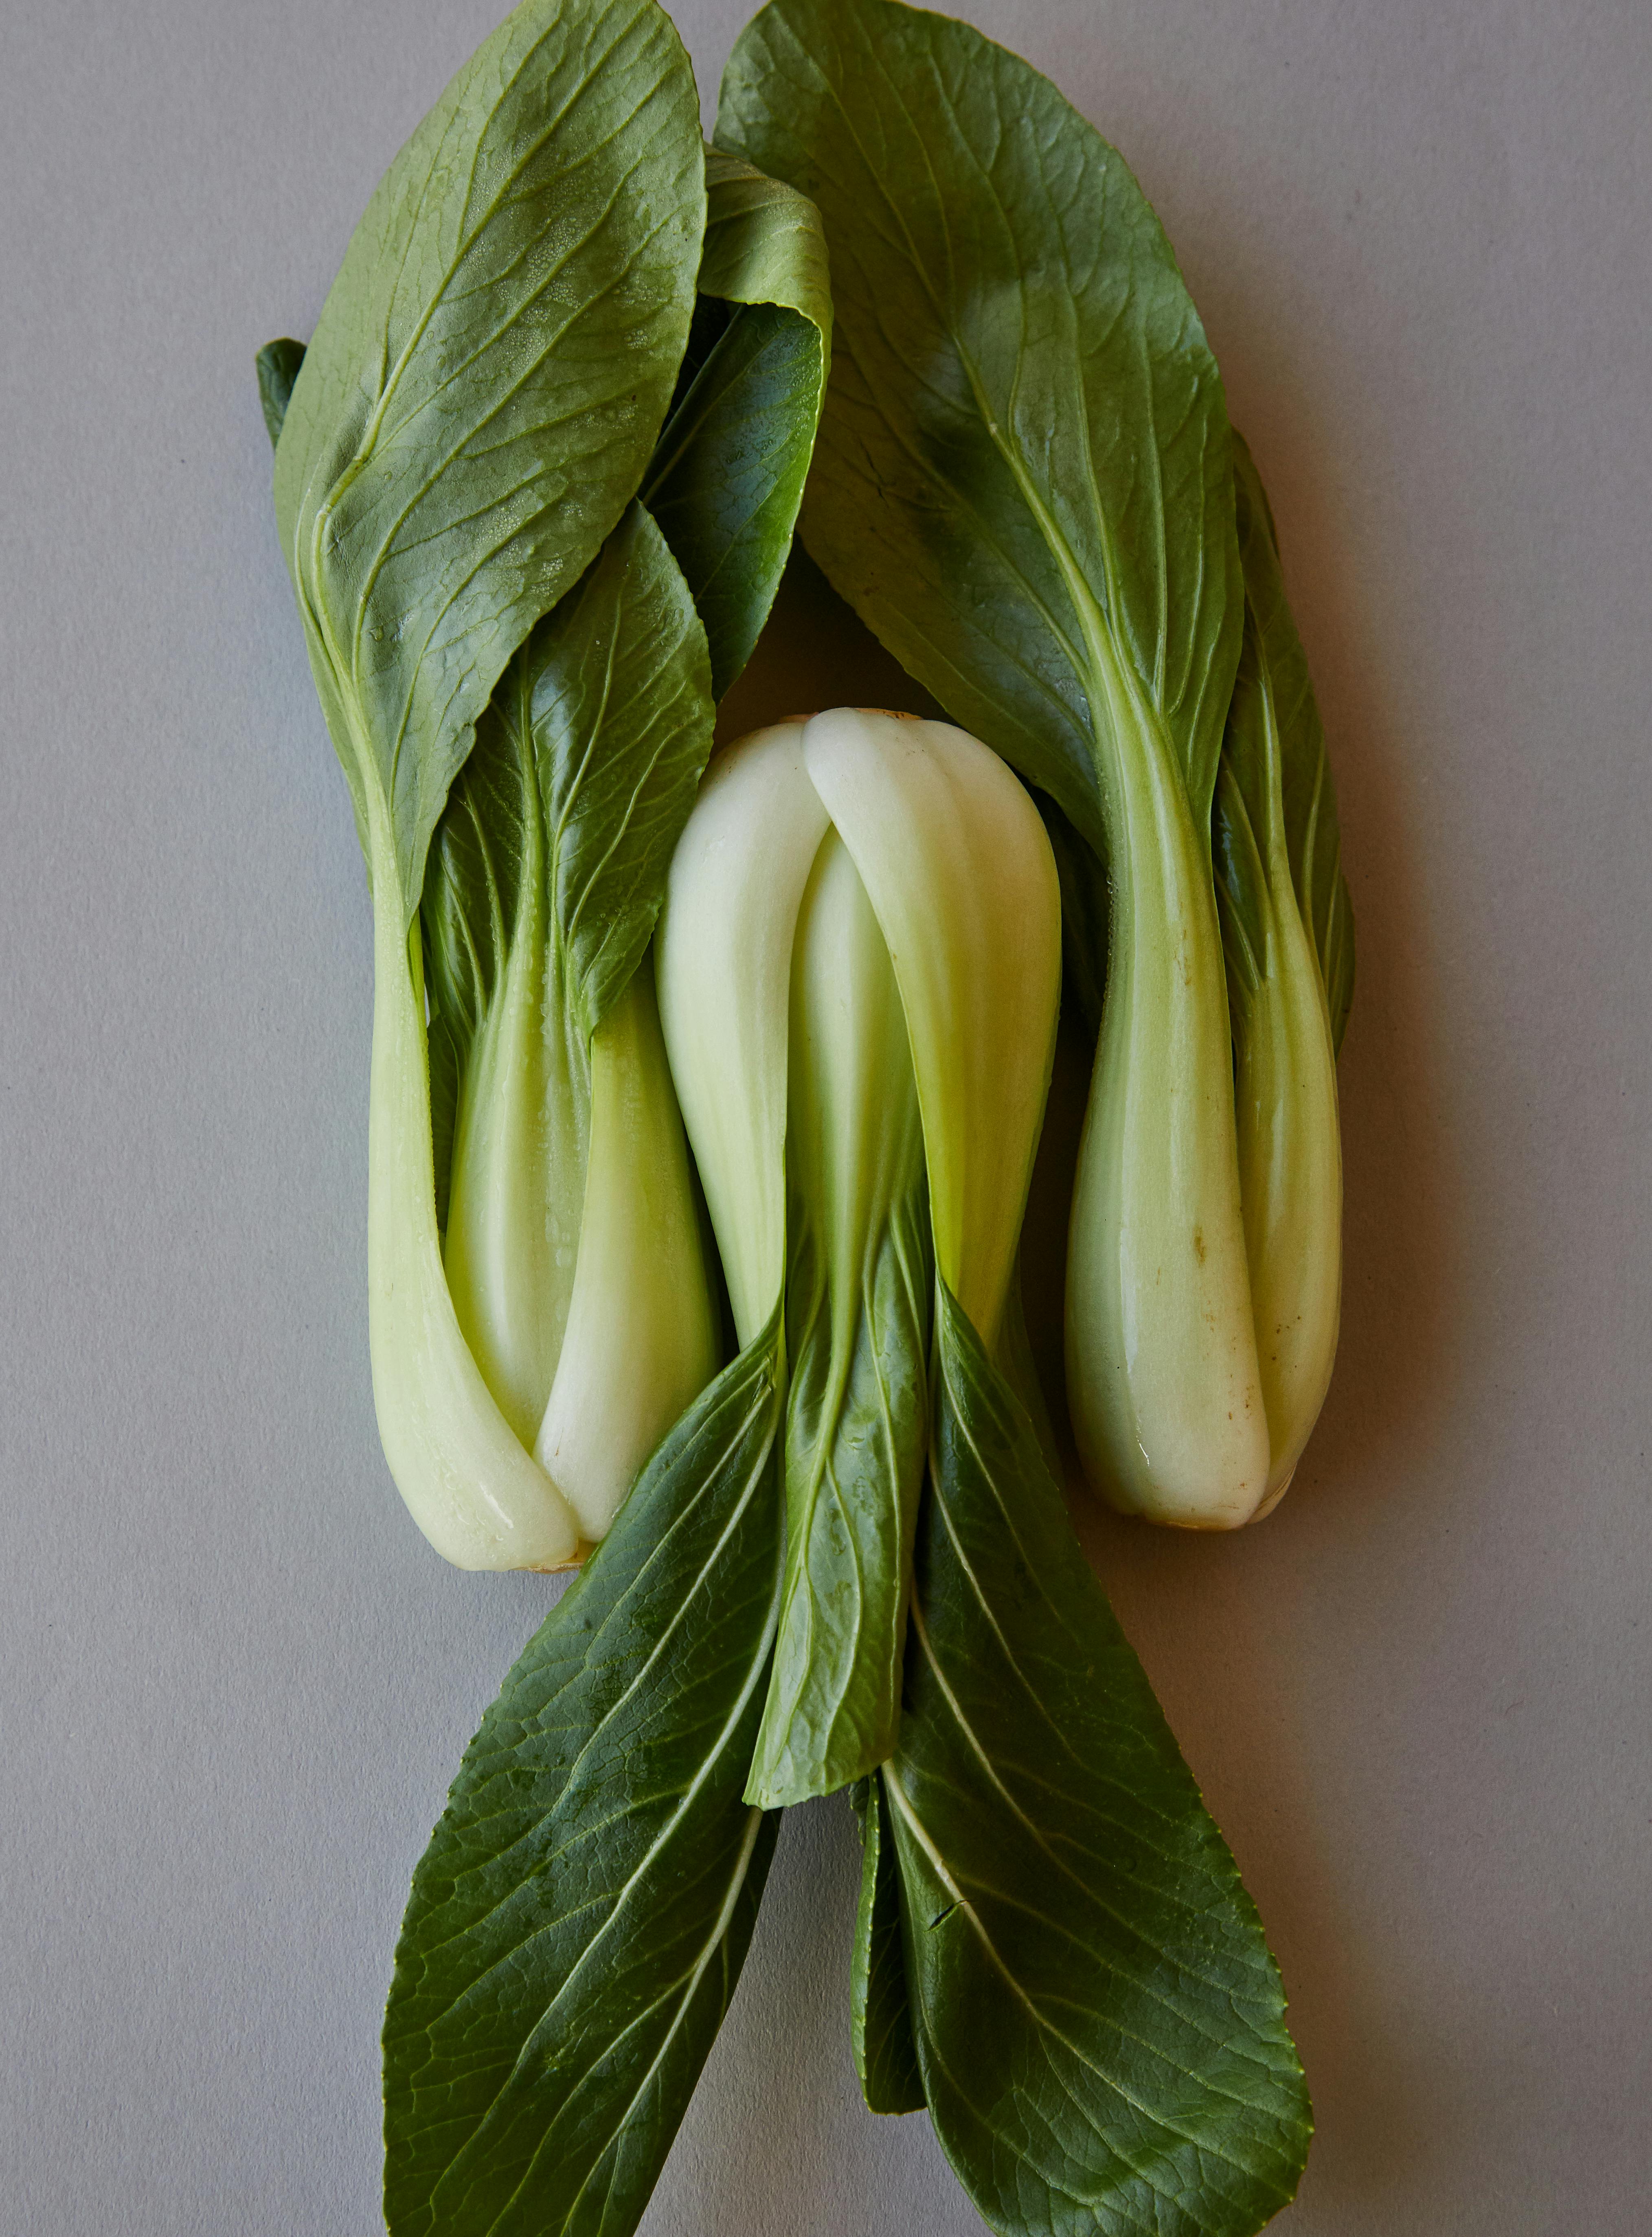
254, 337, 305, 449
988, 1246, 1064, 1486
382, 1312, 786, 2237
273, 0, 705, 919
1216, 436, 1356, 1053
848, 1778, 924, 2115
884, 1286, 1312, 2237
717, 0, 1240, 859
644, 148, 831, 697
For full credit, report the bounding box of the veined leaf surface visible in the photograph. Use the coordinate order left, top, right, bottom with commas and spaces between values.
721, 0, 1273, 1530
424, 501, 715, 1072
884, 1287, 1312, 2236
382, 1314, 786, 2237
272, 0, 705, 921
644, 148, 832, 697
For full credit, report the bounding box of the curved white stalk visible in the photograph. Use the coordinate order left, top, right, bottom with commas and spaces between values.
535, 967, 720, 1541
656, 722, 831, 1347
801, 711, 1060, 1349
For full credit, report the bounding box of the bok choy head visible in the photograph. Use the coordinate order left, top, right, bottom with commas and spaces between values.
720, 0, 1354, 1529
656, 710, 1061, 1804
260, 0, 831, 1568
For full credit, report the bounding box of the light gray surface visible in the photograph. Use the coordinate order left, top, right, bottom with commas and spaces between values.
3, 0, 1648, 2230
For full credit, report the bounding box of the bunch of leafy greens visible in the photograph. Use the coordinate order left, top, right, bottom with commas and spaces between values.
260, 1, 1345, 2231
721, 0, 1354, 1540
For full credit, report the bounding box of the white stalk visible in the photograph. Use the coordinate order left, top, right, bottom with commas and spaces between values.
535, 966, 720, 1541
365, 814, 579, 1571
1066, 657, 1270, 1529
801, 711, 1060, 1349
656, 723, 831, 1347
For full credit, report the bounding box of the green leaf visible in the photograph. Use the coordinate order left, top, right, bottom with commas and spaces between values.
848, 1778, 924, 2116
883, 1285, 1313, 2237
1217, 436, 1355, 1055
273, 0, 705, 924
643, 148, 831, 697
748, 832, 933, 1806
717, 0, 1239, 854
383, 1311, 786, 2237
255, 337, 305, 449
423, 498, 714, 1447
698, 145, 832, 322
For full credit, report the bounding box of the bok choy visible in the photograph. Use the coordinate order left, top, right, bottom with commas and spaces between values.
259, 1, 1357, 2230
259, 0, 838, 2220
260, 0, 829, 1569
656, 708, 1062, 1804
720, 0, 1354, 1531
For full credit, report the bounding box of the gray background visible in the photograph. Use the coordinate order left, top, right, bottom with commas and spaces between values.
3, 0, 1647, 2229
